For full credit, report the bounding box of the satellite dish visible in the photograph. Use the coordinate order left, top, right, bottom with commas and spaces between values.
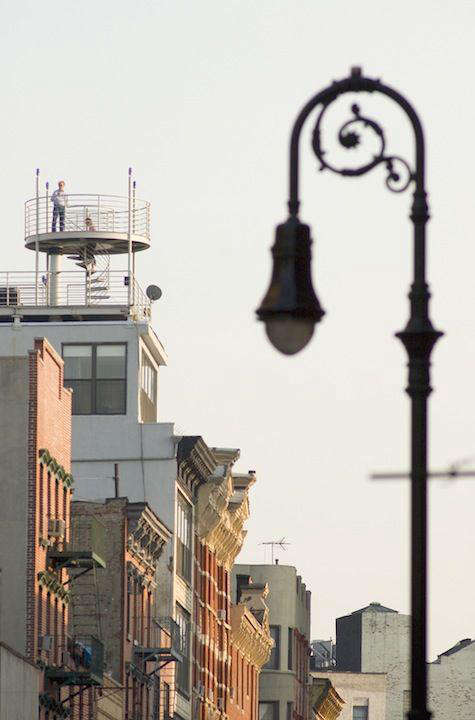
146, 284, 162, 301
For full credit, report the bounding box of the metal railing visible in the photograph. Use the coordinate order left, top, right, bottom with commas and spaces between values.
25, 193, 151, 240
40, 633, 104, 685
67, 514, 107, 566
0, 270, 151, 316
132, 616, 182, 664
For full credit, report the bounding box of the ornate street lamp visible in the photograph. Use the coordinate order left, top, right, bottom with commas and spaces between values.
257, 67, 442, 720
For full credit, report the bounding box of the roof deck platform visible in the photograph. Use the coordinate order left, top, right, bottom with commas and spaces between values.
24, 192, 151, 254
0, 270, 152, 322
25, 231, 150, 255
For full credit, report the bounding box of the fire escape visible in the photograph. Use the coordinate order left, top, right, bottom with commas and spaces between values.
38, 512, 107, 717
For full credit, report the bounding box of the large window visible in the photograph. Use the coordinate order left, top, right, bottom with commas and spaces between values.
288, 627, 293, 670
63, 343, 126, 415
259, 702, 279, 720
176, 494, 192, 582
352, 707, 368, 720
264, 626, 280, 670
175, 605, 190, 696
140, 350, 158, 422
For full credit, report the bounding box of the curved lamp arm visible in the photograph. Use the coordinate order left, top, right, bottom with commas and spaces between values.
257, 66, 442, 720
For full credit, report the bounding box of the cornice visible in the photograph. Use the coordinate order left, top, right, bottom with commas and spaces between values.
177, 436, 217, 493
125, 503, 171, 571
230, 604, 273, 669
196, 468, 255, 570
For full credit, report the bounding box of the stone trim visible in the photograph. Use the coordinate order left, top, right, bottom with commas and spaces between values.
38, 448, 74, 489
37, 569, 71, 604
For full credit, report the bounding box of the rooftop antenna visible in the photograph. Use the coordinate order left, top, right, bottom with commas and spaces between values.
260, 537, 290, 564
371, 455, 475, 483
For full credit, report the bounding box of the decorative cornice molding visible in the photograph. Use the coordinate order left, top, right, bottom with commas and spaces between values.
311, 680, 345, 720
177, 436, 217, 493
230, 604, 273, 669
196, 466, 256, 570
125, 502, 172, 572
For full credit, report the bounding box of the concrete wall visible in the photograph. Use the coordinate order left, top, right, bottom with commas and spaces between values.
428, 642, 475, 720
0, 642, 41, 720
0, 357, 29, 655
311, 671, 386, 720
360, 611, 410, 720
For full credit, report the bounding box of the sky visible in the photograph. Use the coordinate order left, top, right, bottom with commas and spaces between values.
2, 0, 475, 660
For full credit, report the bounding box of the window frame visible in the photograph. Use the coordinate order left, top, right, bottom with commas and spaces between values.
176, 493, 192, 583
352, 706, 368, 720
288, 627, 293, 670
259, 701, 279, 720
264, 626, 281, 670
62, 342, 127, 416
175, 604, 190, 697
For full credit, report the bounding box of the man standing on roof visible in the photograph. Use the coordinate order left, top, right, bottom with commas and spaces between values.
51, 180, 67, 231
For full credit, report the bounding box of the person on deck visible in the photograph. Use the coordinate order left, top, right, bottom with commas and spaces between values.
51, 180, 67, 231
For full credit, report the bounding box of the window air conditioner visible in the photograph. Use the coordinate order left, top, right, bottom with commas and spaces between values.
48, 518, 66, 539
38, 635, 53, 651
217, 609, 226, 621
0, 286, 19, 306
61, 650, 71, 667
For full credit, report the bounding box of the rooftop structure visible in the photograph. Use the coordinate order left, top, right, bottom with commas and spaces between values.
2, 169, 155, 322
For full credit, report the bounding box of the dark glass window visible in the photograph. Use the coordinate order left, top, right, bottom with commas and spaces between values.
259, 702, 279, 720
175, 605, 190, 696
288, 628, 293, 670
176, 494, 192, 582
63, 343, 126, 415
264, 626, 280, 670
352, 708, 368, 720
287, 702, 293, 720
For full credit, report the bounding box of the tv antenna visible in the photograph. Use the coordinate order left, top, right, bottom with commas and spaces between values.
260, 538, 290, 564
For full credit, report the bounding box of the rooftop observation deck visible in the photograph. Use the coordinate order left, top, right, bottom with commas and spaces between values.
24, 193, 151, 253
1, 192, 154, 322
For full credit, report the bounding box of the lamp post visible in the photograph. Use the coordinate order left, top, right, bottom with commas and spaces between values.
257, 67, 442, 720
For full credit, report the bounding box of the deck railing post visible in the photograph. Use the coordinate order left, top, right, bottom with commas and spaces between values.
127, 168, 132, 306
35, 168, 40, 306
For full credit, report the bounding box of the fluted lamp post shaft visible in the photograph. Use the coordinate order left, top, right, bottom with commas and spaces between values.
256, 67, 442, 720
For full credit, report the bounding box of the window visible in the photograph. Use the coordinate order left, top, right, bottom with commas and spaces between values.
353, 707, 368, 720
176, 494, 192, 582
264, 626, 280, 670
288, 628, 293, 670
140, 350, 158, 422
259, 702, 279, 720
236, 573, 251, 603
287, 702, 293, 720
63, 343, 126, 415
140, 351, 157, 403
176, 605, 190, 696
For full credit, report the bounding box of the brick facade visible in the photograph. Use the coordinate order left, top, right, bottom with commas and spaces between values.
193, 453, 272, 720
71, 497, 175, 720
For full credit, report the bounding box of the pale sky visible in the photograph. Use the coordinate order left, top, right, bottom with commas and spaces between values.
2, 0, 475, 660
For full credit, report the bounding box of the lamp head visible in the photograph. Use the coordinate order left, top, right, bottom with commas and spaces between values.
256, 216, 325, 355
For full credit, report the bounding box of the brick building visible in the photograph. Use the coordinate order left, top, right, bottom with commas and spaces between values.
0, 338, 106, 719
193, 449, 273, 720
71, 497, 179, 720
